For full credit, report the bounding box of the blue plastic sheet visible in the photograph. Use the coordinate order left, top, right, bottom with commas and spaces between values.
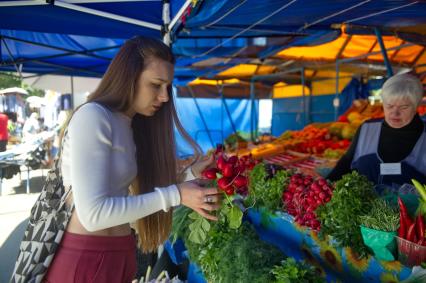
174, 97, 257, 157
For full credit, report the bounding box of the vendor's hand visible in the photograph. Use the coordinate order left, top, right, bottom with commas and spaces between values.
177, 179, 221, 221
190, 154, 215, 178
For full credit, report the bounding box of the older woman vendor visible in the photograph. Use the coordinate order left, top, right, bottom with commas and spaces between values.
328, 73, 425, 188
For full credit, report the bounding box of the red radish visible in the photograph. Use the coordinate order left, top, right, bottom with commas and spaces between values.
233, 176, 248, 188
228, 156, 238, 164
215, 144, 224, 155
217, 177, 231, 190
317, 179, 326, 186
202, 168, 218, 180
236, 186, 248, 196
234, 165, 245, 175
225, 187, 234, 196
217, 155, 226, 170
222, 163, 234, 177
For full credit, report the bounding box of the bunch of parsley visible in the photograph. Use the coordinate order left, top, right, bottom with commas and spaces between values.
316, 171, 377, 258
271, 258, 325, 283
190, 222, 285, 283
245, 163, 291, 212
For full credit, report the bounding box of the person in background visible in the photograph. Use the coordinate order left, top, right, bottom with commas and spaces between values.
22, 112, 41, 141
0, 112, 9, 151
50, 110, 70, 159
42, 36, 219, 283
327, 73, 426, 189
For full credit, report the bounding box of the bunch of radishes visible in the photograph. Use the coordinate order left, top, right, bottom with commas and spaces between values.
282, 173, 333, 231
201, 145, 259, 196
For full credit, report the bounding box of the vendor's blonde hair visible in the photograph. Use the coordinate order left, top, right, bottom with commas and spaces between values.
381, 73, 424, 107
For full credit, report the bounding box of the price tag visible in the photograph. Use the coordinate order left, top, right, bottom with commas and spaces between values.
380, 163, 401, 175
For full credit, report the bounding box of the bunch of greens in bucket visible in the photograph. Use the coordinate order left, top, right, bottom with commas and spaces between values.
245, 163, 291, 212
360, 199, 399, 232
271, 258, 325, 283
316, 171, 377, 258
359, 198, 400, 260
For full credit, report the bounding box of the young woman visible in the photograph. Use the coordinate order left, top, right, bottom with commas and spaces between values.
44, 36, 220, 283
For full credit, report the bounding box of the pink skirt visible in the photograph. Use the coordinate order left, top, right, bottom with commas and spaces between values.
44, 232, 137, 283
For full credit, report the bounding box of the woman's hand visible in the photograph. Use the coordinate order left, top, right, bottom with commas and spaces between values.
177, 179, 221, 221
190, 154, 215, 178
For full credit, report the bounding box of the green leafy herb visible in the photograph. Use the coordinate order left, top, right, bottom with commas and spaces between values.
187, 212, 210, 244
188, 222, 285, 283
316, 171, 377, 258
170, 206, 192, 244
228, 206, 243, 229
359, 198, 400, 232
271, 258, 326, 283
245, 163, 291, 212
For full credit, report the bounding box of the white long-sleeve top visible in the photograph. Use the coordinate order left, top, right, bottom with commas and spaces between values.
61, 102, 182, 232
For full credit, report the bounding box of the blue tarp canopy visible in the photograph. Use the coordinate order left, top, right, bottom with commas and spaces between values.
180, 0, 426, 38
0, 0, 190, 77
0, 0, 188, 38
2, 0, 426, 83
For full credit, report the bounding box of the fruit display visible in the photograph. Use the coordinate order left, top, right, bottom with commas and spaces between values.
224, 132, 248, 151
338, 99, 384, 123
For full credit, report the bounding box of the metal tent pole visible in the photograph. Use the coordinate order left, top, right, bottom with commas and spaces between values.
218, 84, 238, 143
187, 87, 214, 149
301, 67, 307, 126
334, 61, 340, 121
250, 81, 255, 142
162, 0, 171, 46
374, 28, 394, 77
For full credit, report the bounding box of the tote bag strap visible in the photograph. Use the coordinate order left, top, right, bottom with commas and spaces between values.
56, 127, 74, 210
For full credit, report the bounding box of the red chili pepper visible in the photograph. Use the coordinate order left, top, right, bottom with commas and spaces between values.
407, 223, 417, 242
416, 214, 425, 240
398, 197, 413, 238
398, 197, 409, 218
398, 213, 406, 238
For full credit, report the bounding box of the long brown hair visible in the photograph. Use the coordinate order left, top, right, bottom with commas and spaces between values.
67, 36, 200, 252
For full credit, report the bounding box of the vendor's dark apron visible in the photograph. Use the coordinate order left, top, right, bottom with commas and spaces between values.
351, 120, 426, 189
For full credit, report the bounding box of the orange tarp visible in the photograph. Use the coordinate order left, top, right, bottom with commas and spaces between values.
273, 83, 311, 98
276, 33, 424, 65
218, 64, 276, 78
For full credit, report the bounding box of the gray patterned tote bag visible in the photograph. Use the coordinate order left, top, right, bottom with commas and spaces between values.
10, 148, 73, 283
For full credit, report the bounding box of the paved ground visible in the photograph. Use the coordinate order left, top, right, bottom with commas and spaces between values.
0, 167, 45, 283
